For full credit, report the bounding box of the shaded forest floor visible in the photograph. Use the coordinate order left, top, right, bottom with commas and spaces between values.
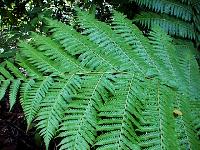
0, 96, 37, 150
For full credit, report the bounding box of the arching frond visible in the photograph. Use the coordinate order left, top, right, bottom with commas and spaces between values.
1, 9, 199, 150
76, 10, 144, 74
133, 12, 196, 40
130, 0, 193, 21
112, 11, 159, 77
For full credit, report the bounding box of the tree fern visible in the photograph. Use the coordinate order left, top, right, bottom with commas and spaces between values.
0, 9, 199, 150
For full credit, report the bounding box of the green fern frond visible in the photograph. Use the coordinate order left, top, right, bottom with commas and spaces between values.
16, 54, 43, 78
133, 12, 196, 39
0, 79, 10, 101
0, 61, 26, 109
9, 79, 21, 111
96, 74, 145, 150
0, 64, 14, 79
20, 79, 36, 116
139, 80, 179, 149
36, 75, 81, 149
18, 41, 66, 76
112, 11, 159, 77
31, 33, 88, 73
76, 10, 144, 74
175, 41, 200, 99
174, 93, 200, 149
45, 18, 119, 72
58, 74, 114, 150
21, 76, 54, 128
130, 0, 193, 21
6, 61, 26, 80
148, 26, 182, 89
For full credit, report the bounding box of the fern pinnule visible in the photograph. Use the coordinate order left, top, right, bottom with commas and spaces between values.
9, 79, 21, 111
0, 80, 10, 101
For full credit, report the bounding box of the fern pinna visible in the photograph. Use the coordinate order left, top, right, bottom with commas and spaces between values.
0, 9, 200, 150
130, 0, 200, 42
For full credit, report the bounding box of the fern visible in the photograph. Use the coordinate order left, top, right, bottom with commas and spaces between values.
139, 80, 179, 149
1, 9, 200, 150
0, 79, 10, 100
133, 12, 196, 39
174, 92, 200, 149
0, 61, 26, 110
96, 74, 144, 150
9, 79, 21, 111
131, 0, 200, 41
21, 76, 54, 128
130, 0, 193, 21
58, 74, 114, 150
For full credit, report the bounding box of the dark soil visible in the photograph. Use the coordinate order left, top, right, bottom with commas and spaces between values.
0, 97, 39, 150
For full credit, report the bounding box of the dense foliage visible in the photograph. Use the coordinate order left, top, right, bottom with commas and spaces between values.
131, 0, 200, 43
0, 9, 200, 149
